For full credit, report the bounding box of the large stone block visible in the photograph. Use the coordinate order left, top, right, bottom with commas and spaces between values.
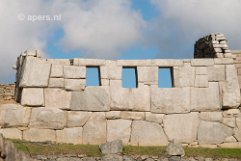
83, 112, 106, 144
105, 111, 121, 119
198, 121, 232, 144
152, 59, 184, 66
107, 119, 132, 144
191, 82, 221, 111
145, 112, 164, 124
45, 88, 71, 109
70, 87, 110, 111
207, 65, 225, 81
163, 113, 199, 143
110, 81, 150, 111
0, 104, 31, 127
191, 59, 214, 66
19, 57, 51, 87
30, 107, 67, 130
0, 128, 22, 140
173, 67, 195, 87
64, 66, 85, 79
200, 112, 223, 122
137, 67, 158, 84
23, 128, 56, 142
21, 88, 44, 106
120, 112, 145, 120
48, 78, 64, 88
222, 65, 240, 109
151, 87, 190, 114
194, 75, 208, 88
67, 111, 92, 127
50, 64, 64, 78
56, 127, 83, 144
130, 120, 168, 146
107, 61, 122, 80
65, 79, 85, 91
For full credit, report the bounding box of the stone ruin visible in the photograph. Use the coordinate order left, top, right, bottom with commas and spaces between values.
0, 33, 241, 148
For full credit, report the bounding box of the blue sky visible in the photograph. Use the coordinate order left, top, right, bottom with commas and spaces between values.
1, 0, 241, 83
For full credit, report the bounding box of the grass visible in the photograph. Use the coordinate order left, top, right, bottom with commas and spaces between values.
12, 140, 241, 159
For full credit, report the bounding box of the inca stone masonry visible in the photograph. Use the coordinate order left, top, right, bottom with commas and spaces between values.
1, 33, 241, 148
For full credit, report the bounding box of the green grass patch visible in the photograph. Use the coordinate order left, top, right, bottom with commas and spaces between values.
12, 140, 241, 159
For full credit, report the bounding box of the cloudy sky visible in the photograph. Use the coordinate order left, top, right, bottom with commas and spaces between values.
1, 0, 241, 83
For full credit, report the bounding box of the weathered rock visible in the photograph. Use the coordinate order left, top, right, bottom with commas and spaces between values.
64, 66, 85, 79
145, 112, 164, 124
173, 66, 195, 87
163, 113, 199, 143
70, 87, 110, 111
50, 64, 64, 78
107, 120, 131, 144
224, 136, 237, 143
101, 154, 123, 161
130, 120, 168, 146
21, 88, 44, 106
234, 128, 241, 142
83, 112, 106, 144
166, 140, 185, 156
191, 82, 221, 111
110, 81, 150, 111
45, 88, 71, 109
67, 111, 92, 127
56, 127, 83, 144
151, 87, 190, 114
0, 104, 31, 127
23, 128, 55, 142
223, 109, 240, 117
222, 118, 236, 127
19, 57, 51, 87
168, 156, 181, 161
198, 121, 232, 144
99, 140, 123, 155
0, 128, 22, 140
30, 107, 67, 129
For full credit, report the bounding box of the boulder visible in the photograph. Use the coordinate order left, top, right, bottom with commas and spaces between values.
99, 140, 123, 155
166, 140, 185, 156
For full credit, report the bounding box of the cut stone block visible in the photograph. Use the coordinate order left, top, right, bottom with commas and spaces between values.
120, 112, 145, 120
191, 59, 214, 66
153, 59, 184, 66
110, 81, 150, 111
70, 87, 110, 111
21, 88, 44, 106
107, 61, 122, 80
207, 65, 225, 81
145, 112, 164, 124
198, 121, 232, 144
83, 112, 106, 144
45, 88, 71, 109
200, 112, 222, 122
151, 87, 190, 114
78, 59, 106, 66
47, 59, 70, 65
19, 57, 51, 87
56, 127, 83, 144
191, 82, 221, 111
105, 111, 121, 119
64, 66, 85, 79
117, 60, 152, 66
50, 64, 64, 78
194, 75, 208, 88
137, 67, 158, 84
173, 67, 195, 87
48, 78, 64, 88
23, 128, 55, 142
195, 67, 207, 75
65, 79, 85, 91
0, 128, 22, 140
107, 119, 132, 144
30, 107, 67, 130
163, 112, 199, 143
222, 65, 241, 109
130, 120, 168, 146
67, 111, 92, 127
214, 58, 233, 64
0, 104, 31, 127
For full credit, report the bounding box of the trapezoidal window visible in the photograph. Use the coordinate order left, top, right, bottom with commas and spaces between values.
158, 67, 173, 88
122, 67, 138, 88
86, 66, 101, 86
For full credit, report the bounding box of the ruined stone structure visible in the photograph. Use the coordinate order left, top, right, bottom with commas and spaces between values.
0, 33, 241, 148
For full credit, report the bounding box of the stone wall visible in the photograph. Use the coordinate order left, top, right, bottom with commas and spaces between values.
0, 84, 15, 103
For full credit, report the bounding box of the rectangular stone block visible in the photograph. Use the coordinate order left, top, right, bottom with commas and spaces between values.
137, 67, 158, 84
107, 61, 122, 80
194, 75, 208, 88
207, 65, 225, 81
191, 59, 214, 66
47, 59, 70, 65
48, 78, 64, 88
45, 88, 71, 109
214, 58, 233, 64
117, 60, 152, 66
105, 111, 121, 119
50, 64, 64, 78
67, 111, 92, 127
21, 88, 44, 106
0, 104, 31, 127
0, 128, 22, 140
65, 79, 85, 91
23, 128, 56, 142
78, 59, 106, 66
56, 127, 83, 144
120, 112, 145, 120
30, 107, 67, 129
195, 67, 207, 75
151, 87, 190, 114
173, 66, 195, 87
20, 57, 51, 87
152, 59, 184, 66
145, 112, 164, 124
64, 66, 85, 79
70, 87, 110, 111
200, 112, 223, 122
191, 82, 221, 111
